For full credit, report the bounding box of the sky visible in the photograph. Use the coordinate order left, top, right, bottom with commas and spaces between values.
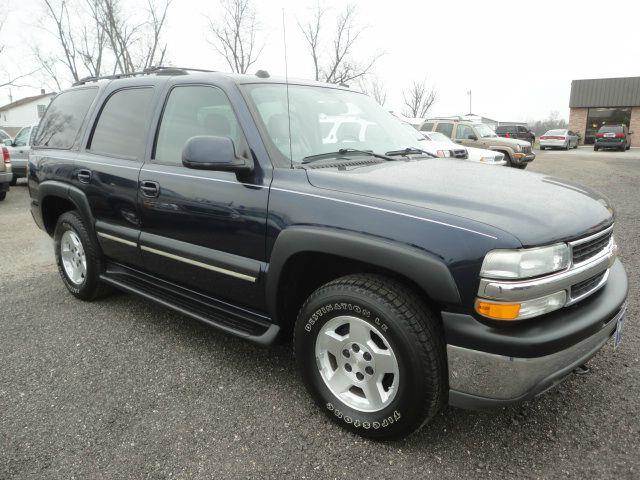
2, 0, 640, 122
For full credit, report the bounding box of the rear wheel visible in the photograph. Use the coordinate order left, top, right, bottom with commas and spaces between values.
54, 211, 111, 300
294, 274, 447, 440
0, 191, 6, 201
594, 146, 599, 151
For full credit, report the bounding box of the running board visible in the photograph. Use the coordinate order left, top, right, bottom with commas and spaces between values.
100, 262, 280, 345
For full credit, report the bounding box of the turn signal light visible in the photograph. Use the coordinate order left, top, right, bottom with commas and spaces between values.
475, 300, 521, 320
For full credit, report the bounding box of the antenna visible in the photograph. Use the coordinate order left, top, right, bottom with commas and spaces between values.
282, 9, 293, 168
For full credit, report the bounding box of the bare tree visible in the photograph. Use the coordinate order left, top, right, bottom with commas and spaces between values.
298, 3, 381, 85
402, 79, 437, 118
42, 0, 81, 82
358, 76, 387, 106
206, 0, 263, 74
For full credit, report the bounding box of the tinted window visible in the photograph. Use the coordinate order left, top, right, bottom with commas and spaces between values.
90, 88, 154, 160
455, 124, 475, 140
517, 126, 528, 133
435, 122, 454, 138
13, 127, 31, 147
155, 85, 244, 166
35, 88, 97, 149
420, 122, 435, 132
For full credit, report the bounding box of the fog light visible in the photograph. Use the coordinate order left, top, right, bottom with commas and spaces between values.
475, 290, 567, 321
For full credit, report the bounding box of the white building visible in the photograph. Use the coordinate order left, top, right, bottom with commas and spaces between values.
0, 90, 55, 137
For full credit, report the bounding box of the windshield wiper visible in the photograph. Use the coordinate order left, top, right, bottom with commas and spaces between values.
301, 148, 395, 164
385, 147, 437, 158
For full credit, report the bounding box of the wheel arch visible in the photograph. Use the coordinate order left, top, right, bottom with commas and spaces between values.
266, 227, 461, 335
39, 180, 96, 236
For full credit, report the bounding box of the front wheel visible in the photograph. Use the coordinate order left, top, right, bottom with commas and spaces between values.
294, 274, 447, 440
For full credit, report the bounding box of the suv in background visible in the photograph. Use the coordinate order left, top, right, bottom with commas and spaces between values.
3, 123, 38, 185
495, 124, 535, 145
28, 68, 627, 440
594, 125, 632, 151
420, 118, 535, 168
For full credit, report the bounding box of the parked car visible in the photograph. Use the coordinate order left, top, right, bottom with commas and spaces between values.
0, 128, 12, 143
421, 131, 506, 165
495, 124, 535, 145
420, 117, 534, 169
539, 129, 579, 150
29, 68, 627, 440
401, 123, 468, 159
594, 125, 632, 151
4, 123, 38, 185
0, 146, 11, 201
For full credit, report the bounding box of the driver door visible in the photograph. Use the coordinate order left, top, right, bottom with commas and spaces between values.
454, 124, 478, 147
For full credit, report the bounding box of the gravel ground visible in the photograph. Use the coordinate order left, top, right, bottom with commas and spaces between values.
1, 150, 638, 479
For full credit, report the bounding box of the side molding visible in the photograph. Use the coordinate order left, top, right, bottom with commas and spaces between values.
266, 226, 461, 318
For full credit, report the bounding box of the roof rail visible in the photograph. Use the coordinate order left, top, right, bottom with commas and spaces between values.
73, 66, 216, 86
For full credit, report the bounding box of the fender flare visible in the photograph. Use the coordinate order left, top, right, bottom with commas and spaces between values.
38, 180, 96, 235
265, 226, 461, 318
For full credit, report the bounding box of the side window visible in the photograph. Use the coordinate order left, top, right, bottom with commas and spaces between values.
13, 127, 31, 147
455, 124, 474, 140
420, 122, 435, 132
89, 88, 154, 160
154, 85, 244, 166
517, 126, 527, 133
435, 122, 454, 138
35, 88, 97, 149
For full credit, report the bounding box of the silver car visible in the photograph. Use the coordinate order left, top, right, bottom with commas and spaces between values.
539, 129, 579, 150
0, 145, 11, 201
3, 123, 38, 184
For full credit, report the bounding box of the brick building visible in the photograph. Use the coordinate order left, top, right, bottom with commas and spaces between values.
569, 77, 640, 147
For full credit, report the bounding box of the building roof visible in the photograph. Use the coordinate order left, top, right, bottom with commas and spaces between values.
570, 77, 640, 108
0, 92, 55, 113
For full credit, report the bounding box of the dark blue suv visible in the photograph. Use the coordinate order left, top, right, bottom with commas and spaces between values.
28, 68, 628, 439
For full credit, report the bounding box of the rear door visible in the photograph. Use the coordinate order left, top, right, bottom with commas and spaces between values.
137, 79, 271, 311
74, 83, 161, 269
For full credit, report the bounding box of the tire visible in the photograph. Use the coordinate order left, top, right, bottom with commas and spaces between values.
9, 175, 17, 186
514, 163, 527, 169
540, 146, 545, 150
594, 146, 599, 151
564, 142, 570, 150
294, 273, 447, 440
0, 191, 6, 201
53, 211, 111, 300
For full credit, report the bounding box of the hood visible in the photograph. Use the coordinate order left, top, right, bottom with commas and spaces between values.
492, 136, 530, 147
305, 159, 613, 247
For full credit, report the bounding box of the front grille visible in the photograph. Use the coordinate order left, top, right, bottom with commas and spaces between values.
521, 145, 531, 154
572, 230, 612, 264
571, 271, 606, 299
452, 149, 468, 159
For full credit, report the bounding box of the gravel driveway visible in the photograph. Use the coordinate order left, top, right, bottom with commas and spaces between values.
1, 149, 638, 479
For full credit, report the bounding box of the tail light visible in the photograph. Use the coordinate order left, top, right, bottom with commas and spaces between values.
596, 133, 604, 138
2, 147, 9, 163
541, 136, 565, 140
615, 133, 625, 138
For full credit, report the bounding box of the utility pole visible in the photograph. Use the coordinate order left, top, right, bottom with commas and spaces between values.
467, 90, 472, 114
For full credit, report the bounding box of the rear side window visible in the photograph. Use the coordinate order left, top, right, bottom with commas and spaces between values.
420, 122, 435, 132
435, 122, 454, 138
35, 88, 97, 149
90, 88, 154, 160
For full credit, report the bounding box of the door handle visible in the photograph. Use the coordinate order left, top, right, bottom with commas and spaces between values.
77, 169, 92, 183
140, 180, 160, 198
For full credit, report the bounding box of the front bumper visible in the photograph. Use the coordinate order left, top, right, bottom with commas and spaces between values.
511, 151, 535, 164
445, 259, 628, 409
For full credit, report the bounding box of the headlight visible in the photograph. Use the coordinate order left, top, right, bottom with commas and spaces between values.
514, 144, 522, 152
475, 290, 567, 320
436, 150, 451, 157
480, 243, 571, 280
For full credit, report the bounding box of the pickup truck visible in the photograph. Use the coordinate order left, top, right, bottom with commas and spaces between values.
28, 68, 628, 439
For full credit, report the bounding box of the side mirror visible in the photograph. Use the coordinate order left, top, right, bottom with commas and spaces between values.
468, 134, 478, 141
182, 136, 252, 172
3, 138, 12, 147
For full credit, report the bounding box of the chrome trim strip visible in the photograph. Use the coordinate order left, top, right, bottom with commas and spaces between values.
139, 170, 498, 239
479, 246, 615, 302
97, 232, 137, 247
140, 245, 257, 282
447, 304, 625, 400
566, 268, 609, 306
568, 224, 613, 247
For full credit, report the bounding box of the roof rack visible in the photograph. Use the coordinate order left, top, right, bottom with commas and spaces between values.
73, 66, 217, 86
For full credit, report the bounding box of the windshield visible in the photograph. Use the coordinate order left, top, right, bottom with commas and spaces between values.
243, 84, 427, 163
475, 124, 496, 138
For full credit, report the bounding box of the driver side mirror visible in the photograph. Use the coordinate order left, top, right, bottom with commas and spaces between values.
3, 138, 12, 147
467, 134, 478, 141
182, 136, 253, 172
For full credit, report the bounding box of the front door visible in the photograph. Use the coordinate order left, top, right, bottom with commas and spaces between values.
453, 123, 478, 147
137, 83, 270, 311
